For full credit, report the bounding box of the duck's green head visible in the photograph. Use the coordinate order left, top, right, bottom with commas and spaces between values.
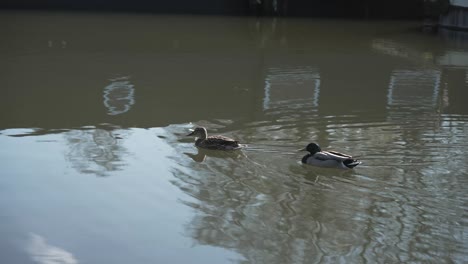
187, 127, 207, 137
303, 143, 321, 154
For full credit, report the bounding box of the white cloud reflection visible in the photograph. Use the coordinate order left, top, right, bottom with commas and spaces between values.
27, 233, 78, 264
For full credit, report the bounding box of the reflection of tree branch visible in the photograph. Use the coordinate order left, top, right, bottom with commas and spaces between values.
170, 149, 357, 263
65, 128, 127, 177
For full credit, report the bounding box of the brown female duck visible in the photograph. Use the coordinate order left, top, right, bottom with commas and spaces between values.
187, 127, 243, 150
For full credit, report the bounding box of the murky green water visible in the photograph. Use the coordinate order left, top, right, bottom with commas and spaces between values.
1, 11, 468, 264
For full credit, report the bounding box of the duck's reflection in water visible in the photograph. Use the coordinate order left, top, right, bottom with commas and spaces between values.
184, 148, 245, 163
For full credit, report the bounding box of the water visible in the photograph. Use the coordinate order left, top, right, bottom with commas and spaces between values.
1, 11, 468, 264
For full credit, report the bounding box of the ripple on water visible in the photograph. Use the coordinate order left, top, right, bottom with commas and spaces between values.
158, 106, 468, 263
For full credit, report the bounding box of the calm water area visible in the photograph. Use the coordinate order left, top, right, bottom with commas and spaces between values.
1, 10, 468, 264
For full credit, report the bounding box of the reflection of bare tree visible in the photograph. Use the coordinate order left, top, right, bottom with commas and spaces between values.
65, 128, 127, 177
172, 132, 468, 263
352, 67, 468, 262
169, 95, 467, 263
169, 139, 369, 263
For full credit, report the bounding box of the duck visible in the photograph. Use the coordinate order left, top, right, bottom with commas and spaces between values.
187, 127, 243, 150
301, 143, 361, 169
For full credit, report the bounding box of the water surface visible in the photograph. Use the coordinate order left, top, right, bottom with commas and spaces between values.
1, 11, 468, 264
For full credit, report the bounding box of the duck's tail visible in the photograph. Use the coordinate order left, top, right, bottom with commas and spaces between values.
343, 159, 362, 169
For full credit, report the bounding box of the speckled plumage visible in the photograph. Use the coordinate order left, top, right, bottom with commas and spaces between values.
188, 127, 243, 150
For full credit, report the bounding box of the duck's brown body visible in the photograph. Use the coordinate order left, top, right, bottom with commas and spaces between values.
188, 127, 242, 150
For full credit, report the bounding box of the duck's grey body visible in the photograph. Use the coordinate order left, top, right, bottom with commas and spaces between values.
301, 143, 361, 169
188, 127, 243, 151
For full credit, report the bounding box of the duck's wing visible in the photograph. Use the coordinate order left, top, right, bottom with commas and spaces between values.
327, 150, 353, 158
205, 135, 239, 146
321, 151, 352, 161
311, 151, 360, 169
313, 152, 333, 161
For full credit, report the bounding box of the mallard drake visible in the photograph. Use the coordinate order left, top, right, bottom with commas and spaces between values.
187, 127, 243, 150
301, 143, 361, 169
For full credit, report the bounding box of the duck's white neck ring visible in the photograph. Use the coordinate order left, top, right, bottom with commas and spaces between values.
198, 128, 208, 140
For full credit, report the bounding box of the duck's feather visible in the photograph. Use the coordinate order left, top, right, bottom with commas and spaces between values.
319, 151, 354, 161
312, 152, 333, 161
303, 151, 360, 169
303, 155, 346, 168
195, 135, 241, 150
206, 135, 238, 143
326, 150, 353, 159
